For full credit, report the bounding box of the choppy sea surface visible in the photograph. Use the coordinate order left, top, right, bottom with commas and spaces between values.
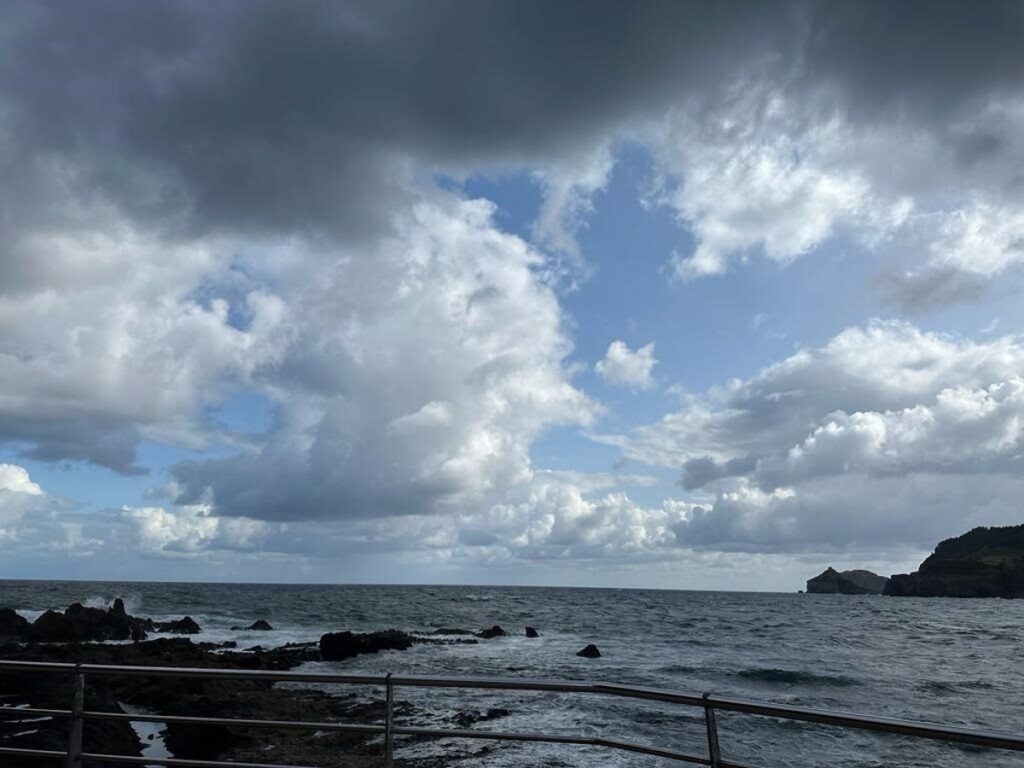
2, 581, 1023, 768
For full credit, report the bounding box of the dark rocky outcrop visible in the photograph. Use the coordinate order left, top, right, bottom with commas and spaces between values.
885, 524, 1024, 598
576, 643, 601, 658
318, 629, 415, 661
525, 626, 539, 638
10, 601, 153, 644
26, 610, 77, 642
155, 616, 202, 634
806, 567, 888, 594
476, 625, 507, 639
0, 608, 29, 639
430, 627, 474, 635
232, 620, 273, 631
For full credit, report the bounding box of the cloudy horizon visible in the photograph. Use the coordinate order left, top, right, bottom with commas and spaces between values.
2, 0, 1024, 589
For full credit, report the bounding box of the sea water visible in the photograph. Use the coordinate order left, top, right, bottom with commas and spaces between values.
2, 581, 1022, 767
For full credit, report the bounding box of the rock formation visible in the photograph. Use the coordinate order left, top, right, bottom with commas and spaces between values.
576, 643, 601, 658
806, 567, 888, 594
155, 616, 202, 634
232, 620, 273, 631
525, 626, 539, 638
476, 625, 507, 639
885, 524, 1024, 598
318, 629, 415, 661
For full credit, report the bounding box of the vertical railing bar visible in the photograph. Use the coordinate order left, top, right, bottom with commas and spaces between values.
384, 672, 394, 768
64, 667, 84, 768
703, 693, 721, 768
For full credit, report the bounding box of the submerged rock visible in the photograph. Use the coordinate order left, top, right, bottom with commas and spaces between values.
451, 707, 511, 727
576, 643, 601, 658
231, 620, 273, 631
318, 629, 415, 661
477, 625, 508, 639
525, 626, 539, 638
431, 627, 475, 635
806, 567, 888, 595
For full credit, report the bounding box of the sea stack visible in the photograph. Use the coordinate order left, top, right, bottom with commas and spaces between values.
806, 567, 888, 594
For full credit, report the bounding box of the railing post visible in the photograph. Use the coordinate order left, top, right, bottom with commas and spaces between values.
384, 672, 394, 768
64, 668, 84, 768
703, 693, 721, 768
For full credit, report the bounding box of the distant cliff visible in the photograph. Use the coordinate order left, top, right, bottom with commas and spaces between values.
885, 524, 1024, 598
806, 567, 888, 594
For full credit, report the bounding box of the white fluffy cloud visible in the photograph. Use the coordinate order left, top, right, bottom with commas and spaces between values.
595, 320, 1024, 552
0, 464, 43, 496
595, 340, 657, 390
125, 505, 270, 555
651, 90, 912, 280
171, 195, 595, 521
0, 463, 47, 526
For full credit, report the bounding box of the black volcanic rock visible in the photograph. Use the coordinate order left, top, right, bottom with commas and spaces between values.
477, 625, 508, 639
0, 608, 28, 639
525, 626, 539, 638
65, 602, 135, 641
886, 524, 1024, 598
318, 629, 415, 661
27, 610, 76, 642
576, 643, 601, 658
155, 616, 202, 634
807, 567, 888, 595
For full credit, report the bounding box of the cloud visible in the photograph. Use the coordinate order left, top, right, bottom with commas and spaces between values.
125, 505, 270, 555
2, 1, 1024, 575
171, 196, 595, 521
595, 341, 657, 390
0, 464, 43, 496
602, 320, 1024, 469
0, 463, 48, 526
596, 320, 1024, 551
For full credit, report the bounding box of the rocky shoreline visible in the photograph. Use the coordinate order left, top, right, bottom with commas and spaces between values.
0, 603, 596, 767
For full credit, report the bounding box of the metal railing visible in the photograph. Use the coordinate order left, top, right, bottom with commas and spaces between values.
1, 658, 1023, 767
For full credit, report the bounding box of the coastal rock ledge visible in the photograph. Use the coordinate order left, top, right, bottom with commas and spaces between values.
885, 524, 1024, 598
806, 568, 888, 594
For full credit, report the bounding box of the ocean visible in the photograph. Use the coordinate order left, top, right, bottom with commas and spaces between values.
2, 580, 1022, 768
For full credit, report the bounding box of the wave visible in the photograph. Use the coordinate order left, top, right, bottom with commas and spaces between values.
917, 679, 996, 695
736, 668, 860, 687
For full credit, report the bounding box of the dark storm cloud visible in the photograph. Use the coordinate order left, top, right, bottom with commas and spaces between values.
0, 0, 786, 246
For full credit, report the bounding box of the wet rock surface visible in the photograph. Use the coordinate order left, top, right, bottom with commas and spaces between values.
576, 643, 601, 658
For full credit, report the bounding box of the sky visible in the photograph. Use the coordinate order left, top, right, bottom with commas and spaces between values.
2, 0, 1024, 590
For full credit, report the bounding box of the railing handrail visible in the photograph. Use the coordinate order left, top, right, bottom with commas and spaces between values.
0, 657, 1022, 767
